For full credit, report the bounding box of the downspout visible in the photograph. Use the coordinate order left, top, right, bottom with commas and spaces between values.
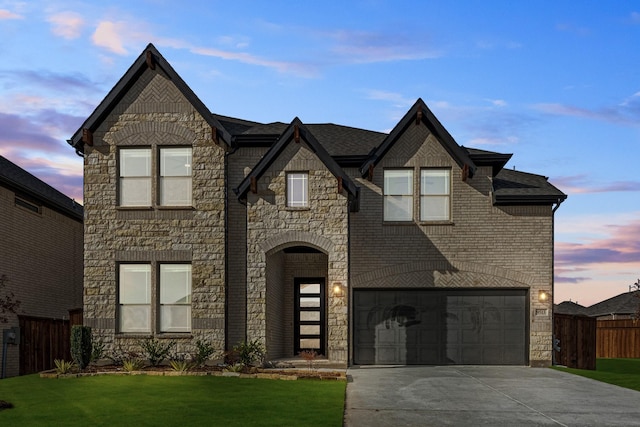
551, 197, 563, 365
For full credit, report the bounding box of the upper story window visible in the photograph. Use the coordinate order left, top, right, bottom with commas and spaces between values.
120, 148, 152, 207
160, 148, 192, 206
118, 147, 192, 208
384, 169, 413, 221
287, 172, 308, 208
420, 169, 451, 221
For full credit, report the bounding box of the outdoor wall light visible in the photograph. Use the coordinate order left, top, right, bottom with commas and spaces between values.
333, 282, 344, 297
539, 290, 550, 302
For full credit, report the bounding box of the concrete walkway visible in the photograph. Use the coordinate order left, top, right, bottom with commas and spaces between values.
344, 366, 640, 426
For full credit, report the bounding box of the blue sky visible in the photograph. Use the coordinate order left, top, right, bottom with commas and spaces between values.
1, 0, 638, 306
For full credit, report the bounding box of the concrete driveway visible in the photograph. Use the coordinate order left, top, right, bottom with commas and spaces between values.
344, 366, 640, 426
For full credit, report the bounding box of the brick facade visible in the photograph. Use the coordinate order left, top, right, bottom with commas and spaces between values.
0, 167, 83, 378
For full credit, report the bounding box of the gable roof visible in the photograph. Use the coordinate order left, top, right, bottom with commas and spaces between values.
554, 301, 588, 316
0, 155, 83, 221
359, 98, 477, 178
68, 44, 231, 155
234, 118, 360, 210
587, 291, 639, 318
492, 169, 567, 206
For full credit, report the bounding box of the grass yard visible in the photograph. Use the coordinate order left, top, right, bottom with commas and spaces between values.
552, 358, 640, 392
0, 374, 346, 426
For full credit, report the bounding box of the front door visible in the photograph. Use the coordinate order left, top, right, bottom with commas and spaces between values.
294, 278, 325, 355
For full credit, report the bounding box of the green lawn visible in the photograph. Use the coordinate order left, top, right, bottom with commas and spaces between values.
0, 374, 346, 426
552, 358, 640, 392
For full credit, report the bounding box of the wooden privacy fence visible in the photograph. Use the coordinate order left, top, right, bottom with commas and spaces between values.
19, 315, 70, 375
553, 314, 596, 370
597, 319, 640, 358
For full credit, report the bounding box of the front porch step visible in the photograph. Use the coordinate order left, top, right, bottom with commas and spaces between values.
267, 358, 347, 370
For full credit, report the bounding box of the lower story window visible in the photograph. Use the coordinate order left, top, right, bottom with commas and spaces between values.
160, 264, 192, 332
118, 263, 192, 334
119, 264, 151, 333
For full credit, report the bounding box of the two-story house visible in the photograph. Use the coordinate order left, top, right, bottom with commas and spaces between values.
68, 44, 566, 367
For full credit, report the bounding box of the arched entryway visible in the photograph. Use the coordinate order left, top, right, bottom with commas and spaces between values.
265, 245, 328, 359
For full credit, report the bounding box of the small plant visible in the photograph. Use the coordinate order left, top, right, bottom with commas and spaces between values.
91, 337, 105, 364
122, 358, 145, 372
193, 339, 215, 367
54, 359, 76, 374
70, 325, 92, 369
108, 344, 130, 366
223, 363, 244, 373
233, 339, 265, 367
299, 350, 317, 371
140, 337, 175, 367
169, 359, 191, 372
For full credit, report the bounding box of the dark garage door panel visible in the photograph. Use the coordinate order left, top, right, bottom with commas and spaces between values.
353, 289, 527, 365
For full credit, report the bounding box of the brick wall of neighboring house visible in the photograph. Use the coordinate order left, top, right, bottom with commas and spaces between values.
348, 124, 555, 366
0, 185, 83, 377
82, 67, 226, 357
244, 142, 349, 363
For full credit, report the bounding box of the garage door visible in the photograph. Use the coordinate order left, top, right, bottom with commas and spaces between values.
353, 289, 527, 365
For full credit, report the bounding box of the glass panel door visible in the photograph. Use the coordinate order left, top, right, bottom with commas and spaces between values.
295, 278, 325, 355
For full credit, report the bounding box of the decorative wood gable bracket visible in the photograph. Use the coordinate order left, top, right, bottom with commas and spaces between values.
146, 51, 156, 70
82, 128, 93, 146
367, 164, 374, 181
250, 176, 257, 194
337, 176, 343, 193
462, 164, 470, 182
211, 126, 219, 145
294, 125, 300, 143
416, 108, 423, 125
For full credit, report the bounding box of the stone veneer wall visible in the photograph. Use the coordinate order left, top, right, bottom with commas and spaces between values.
83, 67, 226, 357
348, 123, 555, 366
245, 142, 349, 364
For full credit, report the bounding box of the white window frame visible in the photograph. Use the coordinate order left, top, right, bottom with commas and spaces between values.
119, 148, 152, 207
420, 168, 451, 221
159, 147, 192, 207
159, 264, 192, 333
118, 264, 151, 333
287, 172, 309, 208
384, 169, 414, 221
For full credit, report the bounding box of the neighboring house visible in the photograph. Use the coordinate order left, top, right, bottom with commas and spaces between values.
68, 44, 566, 367
0, 156, 83, 378
554, 301, 588, 316
556, 291, 640, 320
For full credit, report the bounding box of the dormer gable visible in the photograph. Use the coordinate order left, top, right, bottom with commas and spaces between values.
234, 117, 360, 211
360, 98, 476, 180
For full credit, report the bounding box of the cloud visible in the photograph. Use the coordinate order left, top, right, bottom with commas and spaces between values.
364, 90, 415, 108
556, 218, 640, 269
0, 69, 96, 93
92, 21, 131, 55
47, 11, 85, 39
327, 29, 441, 63
555, 23, 590, 37
0, 9, 22, 19
551, 175, 640, 194
0, 112, 78, 155
631, 12, 640, 24
533, 92, 640, 126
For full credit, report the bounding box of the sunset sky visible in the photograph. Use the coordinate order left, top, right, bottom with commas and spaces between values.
1, 0, 638, 306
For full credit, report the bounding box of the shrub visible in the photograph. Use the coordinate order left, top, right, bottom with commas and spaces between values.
70, 325, 92, 369
140, 337, 175, 366
91, 337, 105, 364
54, 359, 76, 374
233, 339, 265, 367
193, 339, 215, 367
